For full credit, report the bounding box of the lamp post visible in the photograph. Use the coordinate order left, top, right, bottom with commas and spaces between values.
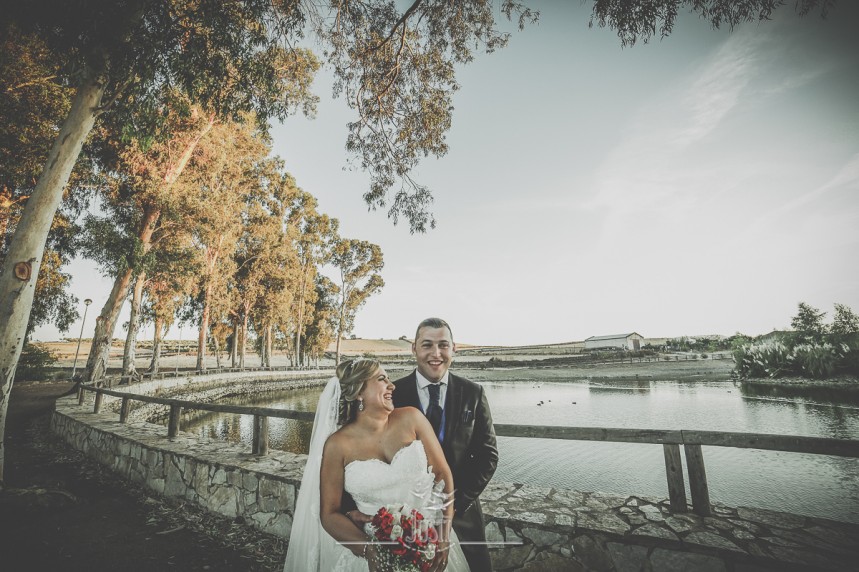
71, 298, 92, 379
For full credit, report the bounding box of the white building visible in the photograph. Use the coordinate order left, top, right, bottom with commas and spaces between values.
584, 333, 645, 351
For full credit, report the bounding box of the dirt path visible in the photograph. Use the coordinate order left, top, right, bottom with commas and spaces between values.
0, 381, 285, 572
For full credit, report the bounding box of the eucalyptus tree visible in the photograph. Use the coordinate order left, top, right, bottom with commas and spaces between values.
287, 195, 338, 366
0, 24, 90, 338
185, 119, 270, 371
81, 96, 219, 380
139, 223, 199, 373
239, 165, 303, 368
302, 275, 339, 367
330, 239, 385, 364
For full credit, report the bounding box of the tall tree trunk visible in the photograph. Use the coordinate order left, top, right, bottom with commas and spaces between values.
196, 282, 211, 371
230, 318, 238, 368
213, 335, 221, 369
259, 325, 267, 367
335, 304, 347, 365
266, 324, 273, 368
0, 72, 106, 483
84, 204, 161, 382
149, 316, 164, 373
84, 114, 213, 382
239, 313, 248, 368
122, 272, 145, 377
294, 266, 307, 365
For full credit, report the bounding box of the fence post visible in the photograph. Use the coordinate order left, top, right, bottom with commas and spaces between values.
119, 397, 130, 423
684, 444, 712, 516
93, 391, 103, 413
168, 404, 182, 438
252, 415, 269, 456
662, 444, 688, 513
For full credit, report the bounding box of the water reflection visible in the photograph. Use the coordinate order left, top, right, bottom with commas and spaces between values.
182, 388, 322, 454
740, 381, 859, 406
179, 376, 859, 523
587, 380, 653, 395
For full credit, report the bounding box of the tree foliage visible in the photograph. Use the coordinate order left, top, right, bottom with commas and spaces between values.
790, 301, 827, 342
330, 238, 385, 363
831, 303, 859, 336
588, 0, 834, 46
319, 0, 537, 232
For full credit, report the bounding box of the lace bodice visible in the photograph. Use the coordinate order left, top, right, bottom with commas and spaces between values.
344, 440, 439, 520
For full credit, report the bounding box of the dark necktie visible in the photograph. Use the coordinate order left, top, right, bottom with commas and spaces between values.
426, 383, 443, 437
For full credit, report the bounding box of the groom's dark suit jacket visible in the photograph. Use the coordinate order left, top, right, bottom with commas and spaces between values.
393, 370, 498, 571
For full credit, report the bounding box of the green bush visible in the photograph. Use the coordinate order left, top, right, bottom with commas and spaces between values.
733, 342, 792, 378
792, 343, 839, 379
15, 343, 59, 382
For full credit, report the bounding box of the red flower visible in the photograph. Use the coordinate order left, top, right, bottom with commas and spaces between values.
368, 506, 440, 571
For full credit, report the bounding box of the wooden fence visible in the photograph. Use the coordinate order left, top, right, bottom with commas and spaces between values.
76, 384, 859, 518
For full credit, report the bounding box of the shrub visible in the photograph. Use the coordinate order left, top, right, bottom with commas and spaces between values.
15, 343, 59, 382
792, 343, 840, 379
733, 342, 792, 378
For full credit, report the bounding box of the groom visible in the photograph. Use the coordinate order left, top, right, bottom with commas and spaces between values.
395, 317, 498, 571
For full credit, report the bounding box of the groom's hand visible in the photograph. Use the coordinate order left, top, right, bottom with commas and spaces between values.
345, 509, 372, 528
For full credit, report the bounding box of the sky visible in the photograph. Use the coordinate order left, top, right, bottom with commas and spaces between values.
33, 1, 859, 347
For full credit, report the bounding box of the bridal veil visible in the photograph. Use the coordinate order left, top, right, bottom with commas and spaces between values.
283, 376, 343, 571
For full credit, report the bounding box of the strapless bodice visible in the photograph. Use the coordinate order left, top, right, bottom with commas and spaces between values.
344, 440, 439, 520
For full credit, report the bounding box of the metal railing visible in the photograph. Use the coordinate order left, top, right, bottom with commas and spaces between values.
75, 384, 859, 518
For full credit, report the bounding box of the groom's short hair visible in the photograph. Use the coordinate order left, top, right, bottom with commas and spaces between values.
415, 317, 453, 342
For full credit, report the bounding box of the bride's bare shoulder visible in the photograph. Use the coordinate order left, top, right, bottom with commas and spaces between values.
391, 406, 423, 424
323, 426, 352, 453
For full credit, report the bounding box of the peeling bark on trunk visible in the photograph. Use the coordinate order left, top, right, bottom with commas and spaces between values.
122, 272, 145, 377
0, 71, 106, 483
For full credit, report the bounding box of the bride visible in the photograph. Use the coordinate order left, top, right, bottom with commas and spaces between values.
283, 359, 471, 572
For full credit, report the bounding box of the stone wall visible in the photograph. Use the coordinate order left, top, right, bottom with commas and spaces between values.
52, 373, 857, 571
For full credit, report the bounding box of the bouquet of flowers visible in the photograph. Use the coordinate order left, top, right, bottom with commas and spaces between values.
368, 504, 440, 571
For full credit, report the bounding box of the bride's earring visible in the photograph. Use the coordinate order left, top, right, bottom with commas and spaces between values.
357, 399, 364, 412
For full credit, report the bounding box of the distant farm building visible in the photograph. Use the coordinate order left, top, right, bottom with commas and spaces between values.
584, 333, 644, 351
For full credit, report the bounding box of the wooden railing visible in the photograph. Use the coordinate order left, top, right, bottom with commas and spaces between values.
93, 364, 317, 388
76, 384, 859, 517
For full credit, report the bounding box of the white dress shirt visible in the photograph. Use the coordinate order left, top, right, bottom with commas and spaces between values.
415, 369, 449, 413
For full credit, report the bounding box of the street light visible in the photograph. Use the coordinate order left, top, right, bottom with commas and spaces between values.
71, 298, 93, 379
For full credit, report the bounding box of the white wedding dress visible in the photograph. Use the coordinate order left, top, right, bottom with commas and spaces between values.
335, 439, 471, 571
284, 378, 471, 572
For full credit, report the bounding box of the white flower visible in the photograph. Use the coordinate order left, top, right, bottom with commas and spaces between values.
390, 524, 403, 540
423, 543, 436, 560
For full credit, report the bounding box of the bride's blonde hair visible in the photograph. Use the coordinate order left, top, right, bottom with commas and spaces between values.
336, 358, 381, 424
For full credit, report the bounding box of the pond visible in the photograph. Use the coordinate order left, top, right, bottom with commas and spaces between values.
179, 370, 859, 524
